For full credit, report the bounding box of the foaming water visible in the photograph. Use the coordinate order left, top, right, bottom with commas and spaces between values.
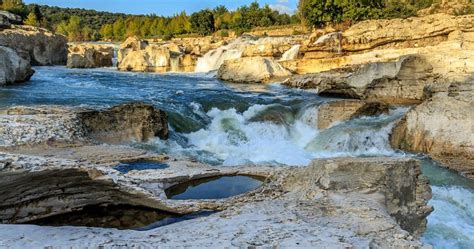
147, 103, 406, 166
195, 39, 243, 72
420, 158, 474, 248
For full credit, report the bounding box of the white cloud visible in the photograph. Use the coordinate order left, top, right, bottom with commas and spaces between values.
269, 4, 294, 14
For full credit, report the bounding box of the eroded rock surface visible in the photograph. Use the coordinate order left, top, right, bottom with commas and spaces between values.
218, 57, 292, 83
391, 84, 474, 179
117, 36, 196, 72
0, 102, 168, 147
317, 100, 389, 129
0, 153, 432, 247
285, 55, 437, 104
0, 25, 67, 65
67, 43, 114, 68
0, 46, 34, 85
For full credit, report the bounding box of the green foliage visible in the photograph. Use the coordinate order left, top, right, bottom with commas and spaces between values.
2, 1, 298, 41
298, 0, 385, 27
55, 16, 96, 41
190, 9, 215, 35
298, 0, 442, 27
23, 12, 39, 26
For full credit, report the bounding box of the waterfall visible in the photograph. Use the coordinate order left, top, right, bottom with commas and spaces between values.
280, 45, 301, 61
170, 56, 180, 72
111, 44, 119, 67
195, 39, 244, 73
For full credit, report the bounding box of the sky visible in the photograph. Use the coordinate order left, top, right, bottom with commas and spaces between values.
23, 0, 298, 16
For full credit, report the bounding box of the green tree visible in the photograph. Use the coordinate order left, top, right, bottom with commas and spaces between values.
100, 24, 114, 40
23, 12, 39, 26
190, 9, 215, 35
113, 17, 126, 40
298, 0, 384, 27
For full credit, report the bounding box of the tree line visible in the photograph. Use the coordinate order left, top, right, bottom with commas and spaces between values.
1, 0, 469, 42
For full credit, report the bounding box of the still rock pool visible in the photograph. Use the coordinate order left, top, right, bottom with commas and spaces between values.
0, 67, 472, 248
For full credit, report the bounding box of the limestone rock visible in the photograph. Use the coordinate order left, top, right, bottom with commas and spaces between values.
0, 151, 432, 247
391, 86, 474, 179
0, 46, 34, 85
78, 102, 168, 143
0, 11, 21, 26
283, 157, 432, 237
284, 14, 474, 84
285, 55, 436, 104
0, 102, 168, 147
67, 44, 114, 68
117, 36, 196, 72
218, 57, 292, 83
0, 25, 67, 65
317, 100, 389, 129
303, 14, 474, 56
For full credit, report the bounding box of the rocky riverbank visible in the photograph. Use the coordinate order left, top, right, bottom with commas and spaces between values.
0, 11, 67, 85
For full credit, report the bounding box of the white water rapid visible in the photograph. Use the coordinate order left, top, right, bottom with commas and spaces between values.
195, 39, 244, 72
151, 103, 404, 166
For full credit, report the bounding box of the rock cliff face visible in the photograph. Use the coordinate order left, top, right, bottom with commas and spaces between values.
0, 103, 168, 147
117, 36, 197, 72
67, 44, 114, 68
218, 57, 292, 83
285, 55, 437, 104
391, 84, 474, 179
317, 100, 389, 129
283, 14, 474, 83
0, 25, 67, 65
0, 46, 34, 85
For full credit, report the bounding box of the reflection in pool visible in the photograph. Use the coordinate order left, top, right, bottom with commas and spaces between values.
166, 175, 264, 200
114, 160, 169, 173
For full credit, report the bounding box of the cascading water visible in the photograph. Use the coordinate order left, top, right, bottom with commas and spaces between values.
111, 44, 119, 67
194, 39, 244, 73
148, 102, 405, 166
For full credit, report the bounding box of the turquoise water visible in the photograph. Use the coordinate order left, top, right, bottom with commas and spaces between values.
0, 67, 472, 248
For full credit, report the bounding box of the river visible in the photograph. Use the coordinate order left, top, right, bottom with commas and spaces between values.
0, 66, 472, 248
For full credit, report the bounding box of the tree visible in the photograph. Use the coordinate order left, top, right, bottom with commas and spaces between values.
298, 0, 384, 27
100, 24, 114, 40
23, 12, 39, 26
190, 9, 215, 35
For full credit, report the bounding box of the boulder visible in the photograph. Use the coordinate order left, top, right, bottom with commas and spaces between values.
218, 57, 292, 83
0, 102, 168, 147
77, 102, 169, 143
0, 11, 21, 26
0, 25, 67, 65
67, 44, 114, 68
391, 85, 474, 179
285, 55, 436, 104
0, 46, 34, 86
317, 100, 389, 129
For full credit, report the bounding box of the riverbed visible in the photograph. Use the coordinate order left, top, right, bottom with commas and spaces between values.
0, 67, 472, 248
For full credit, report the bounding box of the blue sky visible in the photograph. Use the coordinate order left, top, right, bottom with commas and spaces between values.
24, 0, 298, 16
